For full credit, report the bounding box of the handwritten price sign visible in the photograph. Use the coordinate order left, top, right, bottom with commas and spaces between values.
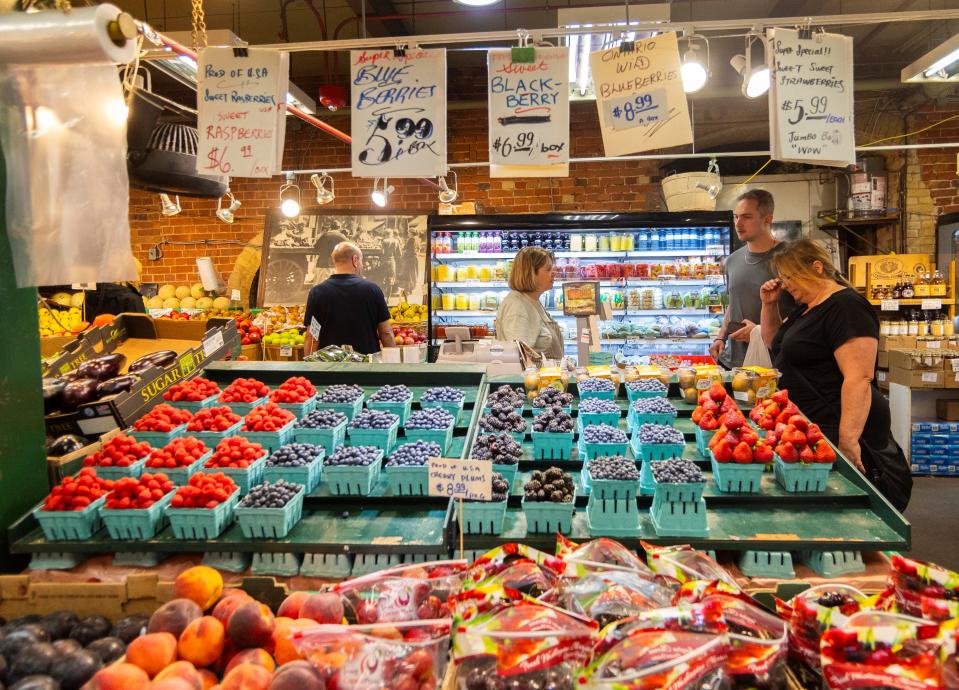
196, 47, 289, 178
604, 90, 666, 131
350, 49, 447, 178
427, 458, 492, 501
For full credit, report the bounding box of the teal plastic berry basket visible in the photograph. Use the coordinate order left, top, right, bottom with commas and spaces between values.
639, 457, 671, 495
384, 465, 428, 496
264, 448, 325, 492
492, 463, 518, 487
167, 491, 239, 539
651, 473, 706, 504
586, 497, 642, 537
368, 398, 413, 425
325, 452, 383, 496
192, 420, 243, 448
129, 424, 186, 447
694, 426, 712, 457
628, 411, 676, 432
578, 388, 616, 401
649, 497, 709, 537
90, 457, 148, 481
276, 396, 318, 420
586, 467, 641, 501
462, 499, 507, 535
630, 436, 685, 462
168, 394, 219, 414
482, 403, 524, 417
522, 495, 576, 534
420, 397, 464, 422
219, 395, 269, 417
316, 395, 364, 421
100, 492, 173, 540
403, 423, 454, 453
773, 457, 832, 493
531, 431, 574, 460
578, 411, 621, 429
205, 456, 267, 495
294, 419, 348, 455
626, 385, 667, 402
534, 405, 572, 416
348, 418, 399, 453
33, 495, 106, 541
240, 419, 296, 453
579, 437, 629, 461
151, 450, 213, 485
235, 485, 305, 538
709, 451, 765, 493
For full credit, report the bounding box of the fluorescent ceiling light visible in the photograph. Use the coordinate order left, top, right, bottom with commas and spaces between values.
902, 34, 959, 82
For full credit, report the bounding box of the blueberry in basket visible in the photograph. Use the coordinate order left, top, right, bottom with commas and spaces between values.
579, 397, 620, 414
296, 408, 347, 429
421, 386, 465, 403
524, 467, 574, 503
404, 407, 454, 430
582, 424, 627, 445
650, 459, 704, 484
326, 445, 381, 466
578, 377, 615, 393
385, 440, 442, 467
318, 384, 364, 403
531, 406, 574, 433
266, 443, 323, 467
626, 378, 666, 392
588, 455, 639, 481
349, 409, 399, 429
479, 403, 527, 434
637, 423, 684, 445
471, 433, 523, 465
532, 387, 574, 408
368, 384, 412, 402
238, 479, 301, 508
630, 397, 676, 415
486, 384, 526, 407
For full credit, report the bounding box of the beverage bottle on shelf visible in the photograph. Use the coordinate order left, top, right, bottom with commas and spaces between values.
569, 233, 583, 252
610, 232, 622, 252
891, 279, 902, 299
683, 227, 694, 250
493, 231, 502, 252
945, 311, 955, 336
908, 310, 920, 336
915, 272, 930, 297
933, 270, 947, 297
599, 233, 611, 252
624, 232, 635, 251
902, 277, 915, 299
932, 313, 944, 337
720, 226, 730, 249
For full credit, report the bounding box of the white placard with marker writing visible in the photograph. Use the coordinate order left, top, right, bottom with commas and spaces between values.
589, 32, 692, 157
350, 49, 447, 178
487, 47, 569, 178
427, 458, 492, 501
768, 28, 855, 168
197, 47, 289, 178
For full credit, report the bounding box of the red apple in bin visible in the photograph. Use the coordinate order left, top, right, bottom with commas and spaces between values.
391, 325, 426, 346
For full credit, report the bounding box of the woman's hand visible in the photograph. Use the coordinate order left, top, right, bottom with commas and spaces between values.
760, 279, 783, 305
839, 439, 866, 473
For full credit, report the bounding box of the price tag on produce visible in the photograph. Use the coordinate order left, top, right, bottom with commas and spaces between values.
202, 331, 224, 357
427, 458, 492, 500
309, 317, 321, 340
625, 336, 640, 345
881, 299, 899, 311
197, 47, 289, 178
922, 299, 942, 310
350, 48, 447, 177
231, 289, 242, 302
71, 282, 96, 290
280, 345, 293, 357
580, 329, 591, 345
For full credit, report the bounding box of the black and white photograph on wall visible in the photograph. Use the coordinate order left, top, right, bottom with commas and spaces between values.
260, 211, 429, 306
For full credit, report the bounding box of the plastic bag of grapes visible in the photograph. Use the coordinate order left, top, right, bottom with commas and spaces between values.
552, 569, 674, 627
556, 534, 655, 578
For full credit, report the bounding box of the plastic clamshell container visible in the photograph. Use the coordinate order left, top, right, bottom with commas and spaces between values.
578, 411, 621, 429
420, 397, 465, 422
33, 495, 107, 541
709, 451, 766, 493
586, 466, 641, 501
579, 437, 629, 461
368, 398, 413, 425
275, 395, 318, 420
315, 395, 364, 421
204, 455, 267, 495
167, 393, 219, 414
191, 420, 243, 448
462, 499, 507, 535
531, 431, 575, 460
167, 490, 239, 539
129, 424, 186, 447
219, 395, 269, 418
403, 422, 454, 453
522, 494, 576, 534
235, 485, 305, 539
89, 457, 148, 481
100, 492, 174, 540
773, 457, 832, 493
631, 437, 685, 462
146, 449, 213, 486
384, 464, 428, 496
325, 451, 384, 496
294, 418, 348, 455
348, 417, 399, 453
263, 447, 326, 493
240, 419, 296, 453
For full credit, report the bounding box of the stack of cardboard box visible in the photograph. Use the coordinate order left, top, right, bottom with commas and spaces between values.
879, 336, 959, 390
911, 421, 959, 476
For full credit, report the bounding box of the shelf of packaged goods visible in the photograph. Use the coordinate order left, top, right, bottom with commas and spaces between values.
432, 248, 728, 261
868, 298, 953, 307
433, 309, 718, 318
564, 338, 713, 345
433, 279, 724, 289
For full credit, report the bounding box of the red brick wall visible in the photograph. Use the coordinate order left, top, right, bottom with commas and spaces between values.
132, 102, 663, 285
916, 102, 959, 215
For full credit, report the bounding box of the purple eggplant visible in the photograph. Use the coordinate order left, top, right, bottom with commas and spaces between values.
42, 377, 68, 414
76, 353, 127, 381
128, 350, 177, 374
96, 374, 139, 398
61, 378, 100, 409
47, 434, 88, 456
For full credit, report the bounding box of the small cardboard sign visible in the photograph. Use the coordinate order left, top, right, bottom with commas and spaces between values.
427, 457, 492, 501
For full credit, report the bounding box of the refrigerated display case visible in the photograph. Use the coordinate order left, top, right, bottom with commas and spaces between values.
428, 212, 736, 358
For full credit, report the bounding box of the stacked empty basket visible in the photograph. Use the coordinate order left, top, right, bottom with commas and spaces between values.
650, 473, 708, 537
585, 464, 641, 537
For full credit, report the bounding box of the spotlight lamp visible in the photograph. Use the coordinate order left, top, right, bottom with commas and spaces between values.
310, 173, 335, 205
279, 173, 301, 218
371, 177, 394, 208
438, 171, 459, 204
159, 193, 181, 217
730, 31, 770, 98
216, 191, 241, 223
680, 33, 709, 93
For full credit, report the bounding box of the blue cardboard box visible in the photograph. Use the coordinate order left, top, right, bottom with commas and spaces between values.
912, 446, 931, 457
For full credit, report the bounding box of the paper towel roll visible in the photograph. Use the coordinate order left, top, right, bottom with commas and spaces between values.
0, 4, 137, 66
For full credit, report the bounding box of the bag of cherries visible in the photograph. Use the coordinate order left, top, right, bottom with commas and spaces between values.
556, 535, 656, 577
889, 555, 959, 619
551, 569, 675, 628
641, 542, 739, 587
774, 584, 868, 673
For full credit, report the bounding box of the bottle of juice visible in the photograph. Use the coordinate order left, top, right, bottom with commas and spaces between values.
455, 293, 469, 310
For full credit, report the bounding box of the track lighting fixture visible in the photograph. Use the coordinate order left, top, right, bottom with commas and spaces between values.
680, 33, 709, 93
371, 177, 394, 208
279, 173, 301, 218
438, 171, 458, 204
216, 191, 241, 223
730, 31, 770, 98
159, 193, 181, 217
311, 173, 335, 205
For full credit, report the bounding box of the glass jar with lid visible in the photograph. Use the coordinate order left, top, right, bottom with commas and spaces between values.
584, 233, 598, 252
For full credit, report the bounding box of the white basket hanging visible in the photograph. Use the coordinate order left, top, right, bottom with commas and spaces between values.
661, 160, 722, 212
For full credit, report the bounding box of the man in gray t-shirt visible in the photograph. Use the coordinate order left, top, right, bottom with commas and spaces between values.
710, 190, 796, 368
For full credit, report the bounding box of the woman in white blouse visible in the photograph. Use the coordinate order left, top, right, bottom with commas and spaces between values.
496, 247, 564, 358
